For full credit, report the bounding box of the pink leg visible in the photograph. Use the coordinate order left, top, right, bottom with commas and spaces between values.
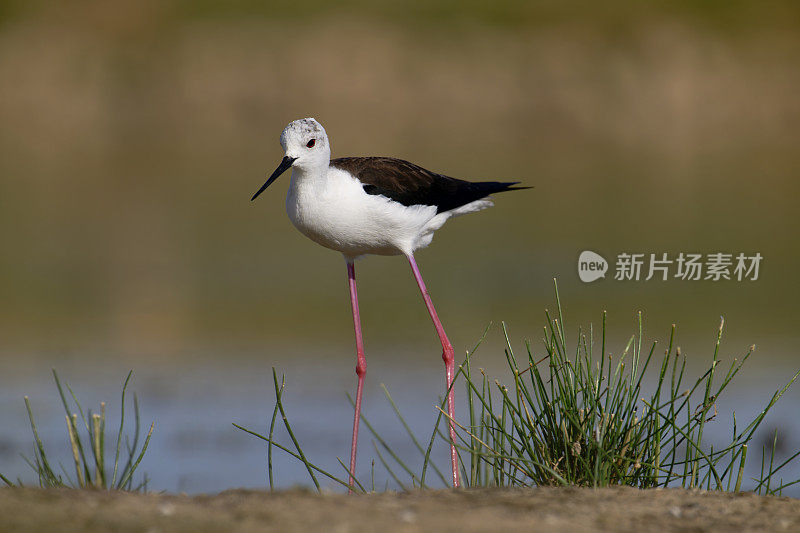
346, 259, 367, 493
407, 254, 461, 488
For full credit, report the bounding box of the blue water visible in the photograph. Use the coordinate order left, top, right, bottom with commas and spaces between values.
1, 351, 798, 495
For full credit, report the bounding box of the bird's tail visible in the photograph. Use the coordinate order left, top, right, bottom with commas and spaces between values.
474, 181, 532, 194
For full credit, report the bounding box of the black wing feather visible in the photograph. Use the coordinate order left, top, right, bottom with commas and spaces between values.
330, 156, 527, 213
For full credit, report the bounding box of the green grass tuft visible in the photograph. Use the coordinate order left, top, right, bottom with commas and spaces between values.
238, 281, 800, 495
1, 370, 154, 491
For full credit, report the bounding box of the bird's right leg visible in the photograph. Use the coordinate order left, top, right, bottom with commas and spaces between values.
406, 253, 461, 488
346, 259, 366, 493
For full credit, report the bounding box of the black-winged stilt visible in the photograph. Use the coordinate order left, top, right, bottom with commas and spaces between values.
251, 118, 527, 490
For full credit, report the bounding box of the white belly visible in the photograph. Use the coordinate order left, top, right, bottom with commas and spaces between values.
286, 168, 440, 258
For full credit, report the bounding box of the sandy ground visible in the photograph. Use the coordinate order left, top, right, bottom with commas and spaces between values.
1, 487, 799, 532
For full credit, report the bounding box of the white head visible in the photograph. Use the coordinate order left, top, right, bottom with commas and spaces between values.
280, 118, 330, 169
251, 118, 330, 201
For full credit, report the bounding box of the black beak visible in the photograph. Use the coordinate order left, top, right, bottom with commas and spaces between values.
251, 156, 297, 201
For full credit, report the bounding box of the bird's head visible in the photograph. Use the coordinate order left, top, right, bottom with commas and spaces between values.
251, 118, 330, 201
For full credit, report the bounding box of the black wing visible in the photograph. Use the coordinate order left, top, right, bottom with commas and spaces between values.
330, 156, 527, 213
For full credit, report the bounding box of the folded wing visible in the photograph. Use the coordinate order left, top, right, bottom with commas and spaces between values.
331, 156, 528, 214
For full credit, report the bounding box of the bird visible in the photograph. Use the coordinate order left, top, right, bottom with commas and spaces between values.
251, 117, 528, 491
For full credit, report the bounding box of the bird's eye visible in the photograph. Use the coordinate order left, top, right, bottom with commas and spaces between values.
306, 139, 316, 148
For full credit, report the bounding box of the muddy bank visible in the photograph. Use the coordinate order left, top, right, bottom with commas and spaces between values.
1, 486, 799, 532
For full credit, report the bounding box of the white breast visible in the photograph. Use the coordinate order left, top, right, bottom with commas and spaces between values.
286, 166, 441, 258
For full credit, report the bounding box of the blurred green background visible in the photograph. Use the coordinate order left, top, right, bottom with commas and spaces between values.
0, 0, 798, 367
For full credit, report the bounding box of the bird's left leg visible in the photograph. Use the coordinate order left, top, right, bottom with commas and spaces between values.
407, 253, 462, 488
346, 259, 366, 493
